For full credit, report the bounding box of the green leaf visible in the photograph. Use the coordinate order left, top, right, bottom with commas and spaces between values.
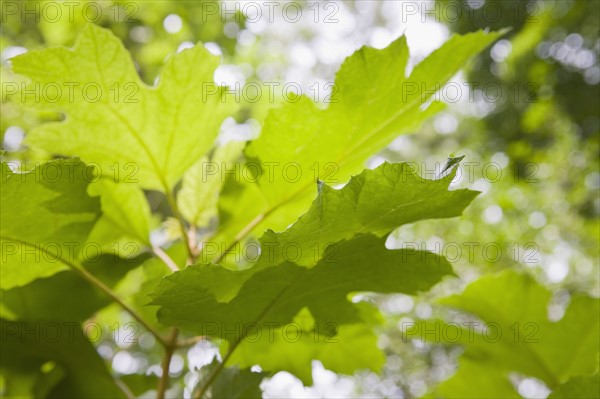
166, 161, 476, 304
418, 271, 600, 397
12, 24, 233, 190
0, 159, 100, 289
178, 141, 245, 228
126, 242, 188, 326
209, 177, 270, 266
422, 358, 520, 399
259, 162, 477, 268
154, 234, 452, 333
228, 306, 385, 385
0, 319, 126, 398
232, 30, 504, 237
0, 253, 149, 322
87, 178, 153, 249
152, 234, 452, 381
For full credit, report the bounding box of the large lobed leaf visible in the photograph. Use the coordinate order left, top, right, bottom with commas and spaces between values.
222, 29, 506, 239
11, 24, 234, 191
259, 162, 478, 268
153, 234, 453, 335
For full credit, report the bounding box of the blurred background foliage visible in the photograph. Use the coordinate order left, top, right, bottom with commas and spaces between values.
1, 0, 598, 397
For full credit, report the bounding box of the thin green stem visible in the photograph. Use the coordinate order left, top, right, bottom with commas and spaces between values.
157, 328, 179, 399
211, 180, 309, 264
212, 212, 265, 263
152, 246, 180, 272
77, 266, 168, 346
0, 236, 168, 348
164, 187, 196, 264
103, 99, 195, 264
176, 335, 206, 348
114, 377, 135, 399
193, 281, 295, 397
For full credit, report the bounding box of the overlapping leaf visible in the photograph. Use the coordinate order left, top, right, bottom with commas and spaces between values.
156, 235, 452, 385
227, 306, 385, 385
0, 160, 100, 289
1, 253, 149, 322
151, 162, 477, 381
159, 162, 477, 304
153, 234, 453, 335
86, 178, 153, 252
259, 162, 478, 267
178, 141, 245, 228
11, 24, 233, 190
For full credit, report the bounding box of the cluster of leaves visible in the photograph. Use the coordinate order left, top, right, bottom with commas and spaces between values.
1, 22, 598, 399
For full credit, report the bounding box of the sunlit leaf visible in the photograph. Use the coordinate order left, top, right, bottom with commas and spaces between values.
12, 24, 234, 191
